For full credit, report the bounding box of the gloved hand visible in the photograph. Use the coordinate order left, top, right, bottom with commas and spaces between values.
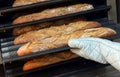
68, 37, 120, 71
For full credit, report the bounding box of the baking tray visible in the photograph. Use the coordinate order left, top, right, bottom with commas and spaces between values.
0, 18, 111, 47
2, 46, 70, 63
4, 57, 109, 77
0, 18, 116, 47
1, 18, 120, 63
5, 57, 81, 77
0, 0, 106, 15
0, 5, 111, 31
0, 0, 75, 15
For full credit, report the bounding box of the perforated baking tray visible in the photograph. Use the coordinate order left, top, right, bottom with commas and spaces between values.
0, 5, 111, 31
1, 18, 120, 63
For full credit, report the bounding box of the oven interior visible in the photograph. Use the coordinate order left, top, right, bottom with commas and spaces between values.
0, 0, 120, 77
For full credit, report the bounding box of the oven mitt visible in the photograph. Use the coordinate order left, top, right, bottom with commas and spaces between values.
68, 37, 120, 71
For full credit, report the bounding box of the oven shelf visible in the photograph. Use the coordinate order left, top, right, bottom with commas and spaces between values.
4, 57, 109, 77
0, 5, 111, 31
1, 18, 120, 63
0, 0, 75, 14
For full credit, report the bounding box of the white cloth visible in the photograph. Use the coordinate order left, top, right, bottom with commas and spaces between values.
68, 37, 120, 71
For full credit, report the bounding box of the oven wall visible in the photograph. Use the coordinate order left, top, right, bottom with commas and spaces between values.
107, 0, 117, 23
0, 52, 2, 64
116, 0, 120, 23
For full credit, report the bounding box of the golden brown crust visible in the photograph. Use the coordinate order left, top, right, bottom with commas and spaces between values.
13, 0, 48, 7
13, 17, 86, 36
17, 27, 116, 56
13, 3, 94, 24
13, 22, 52, 36
23, 51, 78, 71
14, 21, 101, 45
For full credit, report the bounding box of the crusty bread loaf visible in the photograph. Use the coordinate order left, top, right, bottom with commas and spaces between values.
17, 27, 116, 56
13, 17, 86, 36
23, 51, 78, 71
13, 3, 94, 24
13, 0, 48, 7
14, 21, 101, 45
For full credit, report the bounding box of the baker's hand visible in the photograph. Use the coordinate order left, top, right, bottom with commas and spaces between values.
68, 37, 120, 71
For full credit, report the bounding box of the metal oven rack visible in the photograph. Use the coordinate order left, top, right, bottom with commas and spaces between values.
0, 0, 120, 77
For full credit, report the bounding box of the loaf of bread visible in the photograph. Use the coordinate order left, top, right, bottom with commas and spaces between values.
13, 3, 94, 24
14, 21, 101, 45
13, 0, 48, 7
13, 17, 86, 36
17, 27, 116, 56
23, 51, 79, 71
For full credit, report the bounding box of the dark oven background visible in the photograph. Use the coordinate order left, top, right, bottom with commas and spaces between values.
116, 0, 120, 23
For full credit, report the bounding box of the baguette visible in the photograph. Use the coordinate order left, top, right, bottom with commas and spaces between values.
13, 3, 94, 24
14, 21, 101, 45
17, 27, 116, 56
13, 17, 86, 36
13, 0, 48, 7
23, 51, 78, 71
